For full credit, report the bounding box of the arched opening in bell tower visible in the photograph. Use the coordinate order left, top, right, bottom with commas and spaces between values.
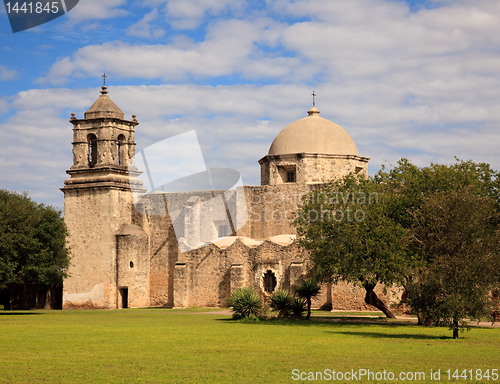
87, 133, 97, 167
117, 134, 126, 166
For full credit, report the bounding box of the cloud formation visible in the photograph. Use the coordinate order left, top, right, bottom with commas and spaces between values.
3, 0, 500, 209
0, 65, 17, 81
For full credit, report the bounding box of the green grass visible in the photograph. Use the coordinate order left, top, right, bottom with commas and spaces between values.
0, 309, 499, 383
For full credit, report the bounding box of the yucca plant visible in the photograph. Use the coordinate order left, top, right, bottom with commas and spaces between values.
226, 287, 264, 319
290, 297, 307, 319
296, 278, 321, 320
269, 290, 293, 318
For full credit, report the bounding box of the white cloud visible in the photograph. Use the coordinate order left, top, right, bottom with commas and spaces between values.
6, 0, 500, 207
64, 0, 128, 23
4, 79, 500, 209
164, 0, 247, 29
38, 18, 290, 84
126, 9, 166, 38
0, 65, 17, 81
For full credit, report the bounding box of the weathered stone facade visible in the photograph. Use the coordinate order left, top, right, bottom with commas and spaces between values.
61, 87, 400, 311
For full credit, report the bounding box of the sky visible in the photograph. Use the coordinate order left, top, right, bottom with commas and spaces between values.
1, 0, 500, 211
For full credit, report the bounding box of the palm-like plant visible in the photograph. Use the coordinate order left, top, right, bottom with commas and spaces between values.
269, 290, 293, 318
226, 287, 263, 318
296, 278, 321, 320
290, 297, 307, 319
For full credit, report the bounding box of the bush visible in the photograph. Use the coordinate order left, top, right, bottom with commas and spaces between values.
226, 287, 264, 319
269, 290, 293, 318
290, 297, 307, 319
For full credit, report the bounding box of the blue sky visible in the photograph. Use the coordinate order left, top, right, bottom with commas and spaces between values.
1, 0, 500, 210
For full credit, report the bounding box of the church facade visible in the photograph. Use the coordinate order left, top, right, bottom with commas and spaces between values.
61, 86, 399, 310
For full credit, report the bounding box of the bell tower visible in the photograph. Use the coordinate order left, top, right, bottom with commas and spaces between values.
61, 84, 146, 309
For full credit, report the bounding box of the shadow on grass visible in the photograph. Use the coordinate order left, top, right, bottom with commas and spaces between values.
216, 316, 451, 339
0, 311, 43, 316
330, 330, 449, 340
216, 316, 415, 327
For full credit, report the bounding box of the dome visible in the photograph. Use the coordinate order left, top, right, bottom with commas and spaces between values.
268, 107, 358, 156
84, 86, 125, 120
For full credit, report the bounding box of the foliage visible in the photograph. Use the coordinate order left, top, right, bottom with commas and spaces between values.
375, 158, 500, 227
268, 289, 293, 318
294, 158, 500, 334
376, 158, 500, 336
294, 175, 409, 318
295, 278, 322, 320
226, 287, 264, 319
405, 187, 500, 338
0, 190, 71, 290
290, 297, 307, 319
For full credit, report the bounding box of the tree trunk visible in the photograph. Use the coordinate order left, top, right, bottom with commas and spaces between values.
306, 298, 312, 320
363, 283, 396, 318
452, 319, 459, 339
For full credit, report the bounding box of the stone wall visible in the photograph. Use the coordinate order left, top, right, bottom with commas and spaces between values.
116, 224, 150, 308
259, 153, 369, 186
62, 188, 134, 309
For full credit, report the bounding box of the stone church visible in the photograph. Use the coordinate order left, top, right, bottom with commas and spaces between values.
61, 86, 397, 310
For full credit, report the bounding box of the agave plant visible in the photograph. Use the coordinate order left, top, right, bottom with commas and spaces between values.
296, 278, 321, 320
269, 290, 293, 318
290, 297, 307, 319
226, 287, 263, 318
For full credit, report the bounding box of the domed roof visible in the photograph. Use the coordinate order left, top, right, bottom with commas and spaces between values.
268, 107, 358, 156
84, 86, 124, 120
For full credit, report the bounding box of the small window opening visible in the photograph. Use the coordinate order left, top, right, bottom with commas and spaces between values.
218, 225, 228, 238
87, 134, 97, 167
263, 270, 277, 293
286, 171, 296, 183
129, 261, 134, 268
117, 134, 126, 165
119, 287, 128, 309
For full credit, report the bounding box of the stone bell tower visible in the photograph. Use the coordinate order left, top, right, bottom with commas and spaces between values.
61, 85, 148, 309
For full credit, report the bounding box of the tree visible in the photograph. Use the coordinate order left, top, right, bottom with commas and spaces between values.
0, 190, 71, 306
294, 175, 409, 318
406, 187, 500, 338
376, 159, 500, 337
295, 278, 322, 320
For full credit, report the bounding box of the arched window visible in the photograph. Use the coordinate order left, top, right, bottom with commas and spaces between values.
87, 133, 97, 167
263, 270, 277, 293
117, 134, 126, 166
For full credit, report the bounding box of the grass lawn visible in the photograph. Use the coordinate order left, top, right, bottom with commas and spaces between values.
1, 308, 499, 383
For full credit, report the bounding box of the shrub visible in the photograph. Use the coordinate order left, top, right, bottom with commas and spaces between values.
290, 297, 307, 319
226, 287, 263, 319
269, 290, 293, 318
